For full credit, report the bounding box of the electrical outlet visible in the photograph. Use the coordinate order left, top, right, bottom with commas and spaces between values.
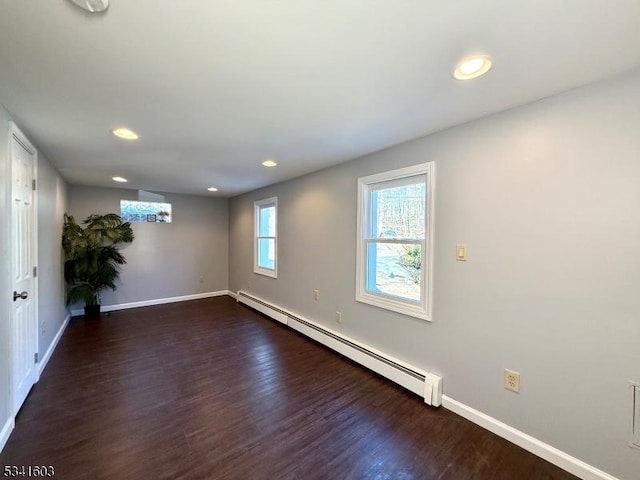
199, 276, 204, 283
314, 290, 320, 301
40, 320, 46, 335
504, 369, 520, 393
335, 311, 342, 324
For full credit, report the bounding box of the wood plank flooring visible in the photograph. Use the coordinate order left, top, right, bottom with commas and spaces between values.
1, 296, 578, 479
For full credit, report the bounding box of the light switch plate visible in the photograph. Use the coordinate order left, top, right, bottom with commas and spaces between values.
456, 244, 467, 261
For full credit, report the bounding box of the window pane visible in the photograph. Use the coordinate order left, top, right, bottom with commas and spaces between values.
357, 163, 433, 320
259, 206, 276, 237
121, 200, 172, 223
366, 242, 421, 302
257, 238, 275, 270
371, 180, 425, 239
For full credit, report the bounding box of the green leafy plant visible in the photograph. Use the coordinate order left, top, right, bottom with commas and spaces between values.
62, 213, 134, 308
397, 245, 421, 284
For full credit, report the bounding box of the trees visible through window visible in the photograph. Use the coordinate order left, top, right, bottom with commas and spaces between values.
356, 163, 434, 320
254, 197, 277, 278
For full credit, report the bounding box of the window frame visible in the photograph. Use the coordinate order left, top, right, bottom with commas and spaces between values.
253, 196, 278, 278
355, 162, 435, 321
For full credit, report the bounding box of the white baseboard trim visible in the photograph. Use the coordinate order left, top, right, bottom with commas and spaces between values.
236, 290, 442, 405
442, 395, 619, 480
70, 290, 232, 316
0, 416, 15, 454
235, 290, 616, 480
37, 314, 70, 378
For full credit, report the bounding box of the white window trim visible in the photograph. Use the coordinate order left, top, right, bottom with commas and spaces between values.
254, 196, 278, 278
356, 162, 435, 321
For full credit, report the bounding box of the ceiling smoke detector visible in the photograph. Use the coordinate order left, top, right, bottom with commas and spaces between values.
68, 0, 109, 13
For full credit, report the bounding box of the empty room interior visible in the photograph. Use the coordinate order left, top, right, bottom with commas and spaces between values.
1, 1, 639, 479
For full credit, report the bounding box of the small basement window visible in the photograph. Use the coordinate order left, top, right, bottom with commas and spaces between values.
121, 200, 172, 223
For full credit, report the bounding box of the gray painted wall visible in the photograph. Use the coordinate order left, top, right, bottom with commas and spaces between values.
0, 105, 68, 439
37, 157, 69, 355
67, 186, 228, 307
229, 69, 640, 479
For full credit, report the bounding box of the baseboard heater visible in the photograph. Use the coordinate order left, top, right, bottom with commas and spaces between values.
237, 290, 442, 406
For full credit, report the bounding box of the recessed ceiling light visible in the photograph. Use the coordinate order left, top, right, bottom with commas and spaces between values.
69, 0, 109, 13
453, 55, 493, 80
262, 159, 277, 167
112, 176, 128, 183
112, 128, 139, 140
207, 187, 218, 192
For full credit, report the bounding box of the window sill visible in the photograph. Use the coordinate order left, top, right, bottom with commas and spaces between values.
356, 291, 431, 322
254, 268, 277, 279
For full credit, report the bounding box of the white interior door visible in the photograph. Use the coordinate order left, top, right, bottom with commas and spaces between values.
9, 123, 38, 416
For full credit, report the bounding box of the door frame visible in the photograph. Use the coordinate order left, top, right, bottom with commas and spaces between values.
8, 121, 39, 417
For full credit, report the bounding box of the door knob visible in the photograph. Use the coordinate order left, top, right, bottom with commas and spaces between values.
13, 291, 28, 301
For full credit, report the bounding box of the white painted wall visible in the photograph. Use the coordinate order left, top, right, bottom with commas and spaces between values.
67, 185, 229, 307
229, 69, 640, 479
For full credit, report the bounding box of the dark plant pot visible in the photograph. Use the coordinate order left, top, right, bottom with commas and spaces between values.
84, 304, 101, 319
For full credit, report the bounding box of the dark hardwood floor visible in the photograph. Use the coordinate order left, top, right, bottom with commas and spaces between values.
1, 296, 577, 479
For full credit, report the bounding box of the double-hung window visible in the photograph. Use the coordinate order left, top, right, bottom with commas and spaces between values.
254, 197, 277, 278
356, 162, 434, 320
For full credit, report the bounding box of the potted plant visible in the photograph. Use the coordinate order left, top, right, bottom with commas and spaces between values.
62, 213, 134, 318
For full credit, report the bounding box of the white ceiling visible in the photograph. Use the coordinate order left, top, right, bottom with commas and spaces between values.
1, 0, 640, 197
